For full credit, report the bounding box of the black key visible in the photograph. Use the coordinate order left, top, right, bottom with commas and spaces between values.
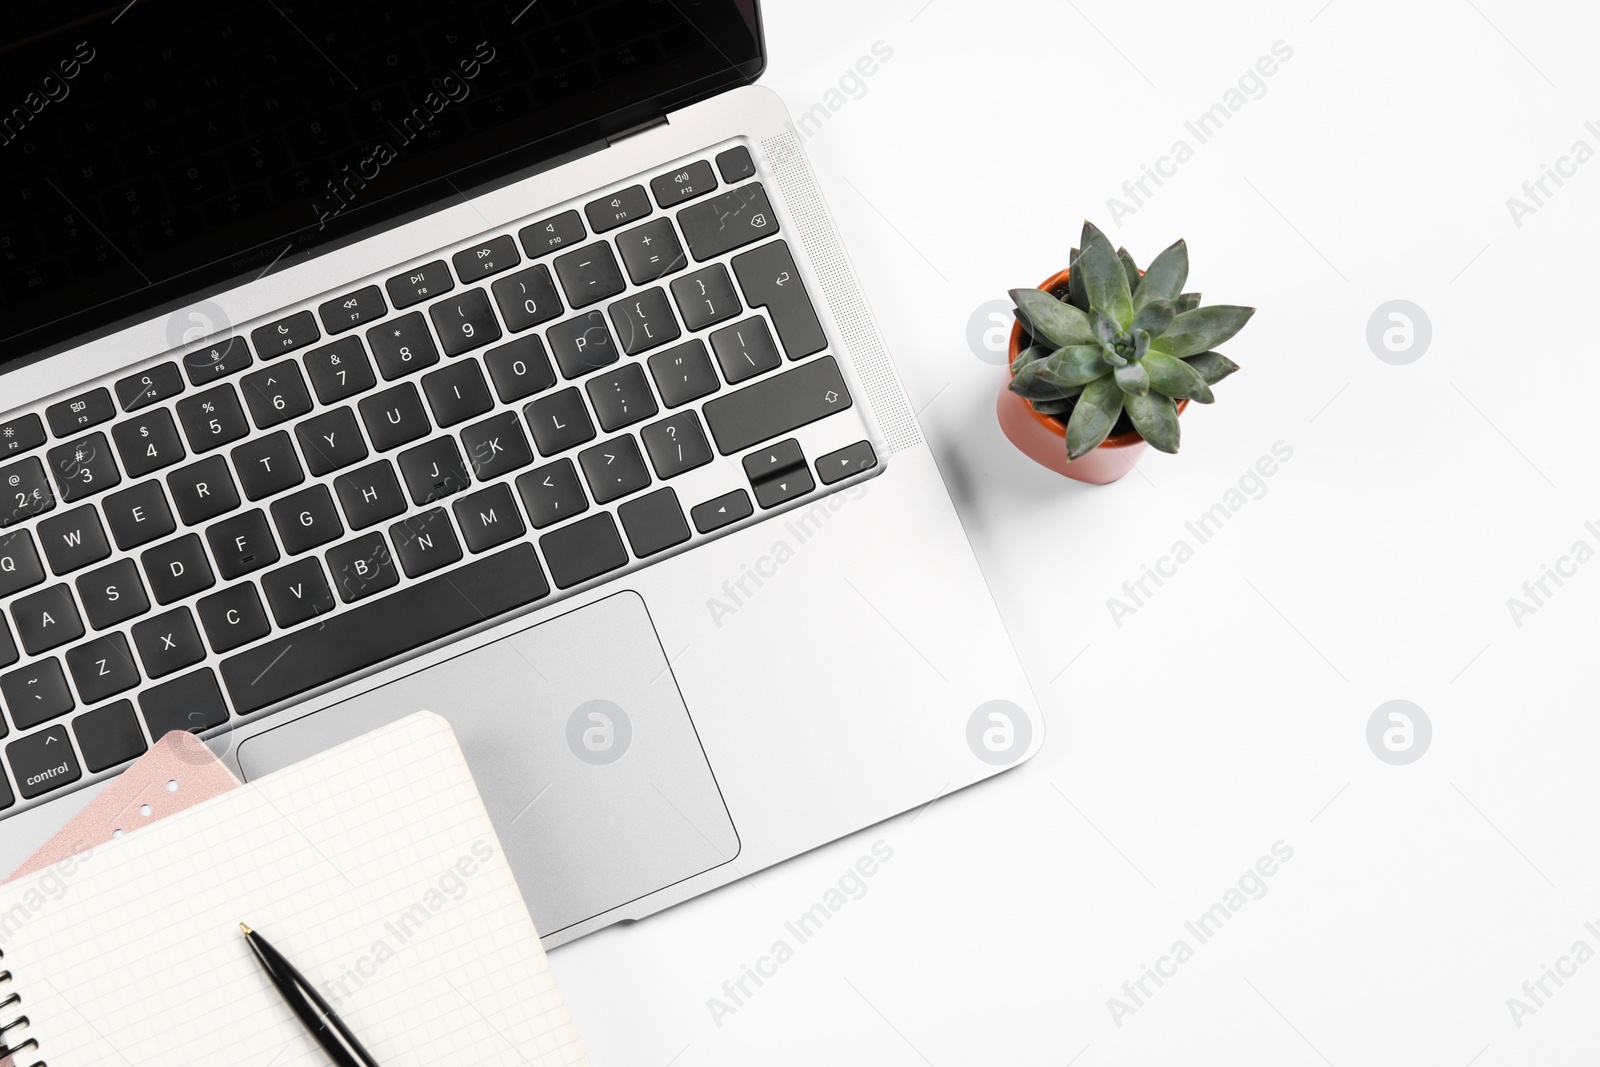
176, 384, 250, 452
692, 489, 753, 534
453, 234, 520, 282
141, 668, 228, 739
584, 365, 656, 433
616, 218, 688, 284
167, 455, 239, 524
38, 505, 110, 575
641, 411, 713, 479
647, 340, 720, 408
391, 509, 463, 578
326, 532, 400, 603
485, 336, 556, 402
240, 362, 313, 428
703, 356, 853, 454
541, 513, 628, 589
753, 464, 814, 509
716, 146, 756, 183
2, 658, 74, 729
651, 160, 717, 207
46, 387, 115, 437
553, 243, 626, 309
368, 311, 442, 380
11, 585, 84, 654
66, 633, 140, 704
0, 618, 14, 670
359, 384, 431, 452
608, 287, 681, 355
398, 438, 471, 506
429, 289, 500, 356
818, 440, 878, 484
232, 432, 305, 501
223, 543, 550, 713
491, 264, 563, 332
131, 607, 206, 678
454, 484, 524, 553
732, 240, 828, 358
619, 487, 691, 558
8, 725, 80, 799
296, 407, 368, 475
585, 185, 651, 233
422, 361, 493, 427
47, 433, 120, 502
459, 414, 533, 485
335, 461, 408, 529
261, 558, 336, 628
0, 456, 55, 528
207, 509, 279, 579
112, 408, 187, 477
272, 485, 344, 555
197, 582, 271, 653
743, 438, 806, 484
75, 558, 150, 630
387, 259, 454, 309
520, 211, 587, 257
0, 413, 46, 458
142, 534, 215, 604
251, 310, 320, 358
0, 530, 44, 597
578, 436, 651, 505
547, 311, 619, 378
304, 336, 377, 403
181, 335, 252, 384
74, 699, 147, 772
317, 284, 387, 334
103, 481, 175, 550
115, 361, 184, 412
672, 265, 742, 332
524, 389, 595, 456
516, 460, 588, 529
679, 183, 780, 261
710, 316, 782, 384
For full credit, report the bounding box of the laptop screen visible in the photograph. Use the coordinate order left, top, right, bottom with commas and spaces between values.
0, 0, 763, 372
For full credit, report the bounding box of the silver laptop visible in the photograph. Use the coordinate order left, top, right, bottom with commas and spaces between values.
0, 0, 1041, 945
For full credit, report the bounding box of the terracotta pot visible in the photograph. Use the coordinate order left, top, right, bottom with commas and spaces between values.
997, 267, 1188, 485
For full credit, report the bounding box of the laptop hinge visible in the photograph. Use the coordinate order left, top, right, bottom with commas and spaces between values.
606, 114, 670, 147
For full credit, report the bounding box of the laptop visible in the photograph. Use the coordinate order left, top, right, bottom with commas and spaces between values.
0, 0, 1042, 944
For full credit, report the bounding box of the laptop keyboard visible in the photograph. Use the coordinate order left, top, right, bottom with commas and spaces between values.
0, 144, 879, 815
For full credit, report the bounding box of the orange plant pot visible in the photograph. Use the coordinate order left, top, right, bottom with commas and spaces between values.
997, 267, 1187, 485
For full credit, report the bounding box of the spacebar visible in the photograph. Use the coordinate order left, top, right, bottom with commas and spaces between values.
221, 544, 550, 714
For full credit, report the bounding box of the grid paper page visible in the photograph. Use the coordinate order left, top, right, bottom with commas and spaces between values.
0, 712, 589, 1067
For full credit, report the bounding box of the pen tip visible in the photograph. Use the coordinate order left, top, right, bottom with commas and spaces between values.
239, 923, 252, 935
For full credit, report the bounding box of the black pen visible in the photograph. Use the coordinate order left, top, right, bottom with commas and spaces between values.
241, 923, 382, 1067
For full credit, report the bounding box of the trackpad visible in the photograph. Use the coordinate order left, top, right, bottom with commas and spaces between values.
236, 591, 739, 937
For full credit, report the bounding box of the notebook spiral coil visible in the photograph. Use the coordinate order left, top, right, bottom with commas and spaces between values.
0, 951, 43, 1067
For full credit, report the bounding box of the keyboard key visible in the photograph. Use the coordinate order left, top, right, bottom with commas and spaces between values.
540, 513, 628, 589
47, 433, 121, 502
0, 530, 45, 598
359, 384, 430, 452
678, 183, 779, 261
397, 438, 470, 505
272, 485, 344, 555
524, 388, 595, 455
691, 489, 753, 534
753, 464, 815, 509
454, 484, 525, 553
647, 340, 719, 408
553, 242, 626, 309
144, 535, 215, 609
732, 240, 828, 358
818, 440, 878, 484
223, 543, 550, 714
140, 668, 228, 739
0, 413, 46, 458
2, 658, 74, 729
516, 460, 588, 529
745, 438, 806, 482
74, 699, 147, 772
197, 582, 271, 653
11, 585, 84, 654
131, 607, 206, 678
38, 505, 110, 575
103, 481, 175, 550
716, 145, 756, 183
618, 488, 691, 558
485, 336, 557, 402
460, 412, 534, 483
491, 264, 563, 332
652, 160, 717, 207
585, 185, 651, 232
181, 336, 252, 384
547, 311, 619, 378
176, 384, 250, 452
66, 633, 140, 704
167, 455, 240, 524
261, 558, 336, 628
240, 362, 313, 428
304, 336, 377, 403
710, 316, 782, 384
0, 456, 55, 528
335, 461, 408, 530
703, 356, 853, 454
386, 259, 454, 309
578, 436, 650, 504
368, 312, 441, 380
672, 265, 742, 332
232, 432, 305, 501
429, 289, 500, 356
422, 361, 494, 427
76, 558, 150, 630
608, 287, 681, 355
207, 510, 279, 579
112, 408, 187, 477
317, 285, 387, 334
251, 310, 320, 358
115, 362, 184, 412
326, 532, 400, 603
296, 408, 369, 475
616, 218, 688, 284
391, 509, 463, 578
8, 725, 80, 799
586, 365, 658, 432
519, 210, 586, 257
46, 387, 115, 437
641, 411, 713, 479
0, 618, 14, 670
453, 235, 520, 282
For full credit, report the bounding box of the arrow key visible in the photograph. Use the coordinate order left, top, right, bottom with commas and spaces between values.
1, 657, 74, 731
817, 440, 878, 485
691, 489, 753, 534
8, 724, 79, 800
741, 437, 805, 484
752, 465, 815, 510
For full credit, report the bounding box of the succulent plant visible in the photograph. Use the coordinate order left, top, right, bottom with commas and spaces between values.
1008, 221, 1253, 459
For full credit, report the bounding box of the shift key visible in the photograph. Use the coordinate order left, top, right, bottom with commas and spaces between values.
731, 240, 827, 359
702, 356, 852, 454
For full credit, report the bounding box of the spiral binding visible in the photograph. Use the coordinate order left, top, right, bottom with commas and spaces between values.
0, 950, 43, 1067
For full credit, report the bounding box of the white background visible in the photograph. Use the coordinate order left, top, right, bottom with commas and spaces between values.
551, 1, 1600, 1063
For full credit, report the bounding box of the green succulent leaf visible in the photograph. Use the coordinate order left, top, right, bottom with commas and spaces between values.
1035, 344, 1111, 388
1010, 288, 1095, 349
1175, 292, 1202, 313
1011, 358, 1081, 400
1091, 310, 1120, 346
1077, 226, 1135, 329
1029, 396, 1077, 415
1144, 350, 1215, 403
1132, 329, 1151, 361
1066, 375, 1125, 460
1117, 247, 1141, 292
1010, 344, 1048, 376
1067, 248, 1089, 311
1115, 360, 1150, 397
1133, 239, 1189, 311
1130, 299, 1176, 339
1149, 305, 1255, 358
1125, 391, 1181, 454
1183, 351, 1241, 386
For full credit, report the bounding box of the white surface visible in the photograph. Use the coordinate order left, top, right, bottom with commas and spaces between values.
546, 1, 1600, 1064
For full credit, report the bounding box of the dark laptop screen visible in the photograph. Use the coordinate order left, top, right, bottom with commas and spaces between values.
0, 0, 763, 371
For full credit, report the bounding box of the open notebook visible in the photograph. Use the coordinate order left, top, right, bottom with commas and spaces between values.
0, 713, 589, 1067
